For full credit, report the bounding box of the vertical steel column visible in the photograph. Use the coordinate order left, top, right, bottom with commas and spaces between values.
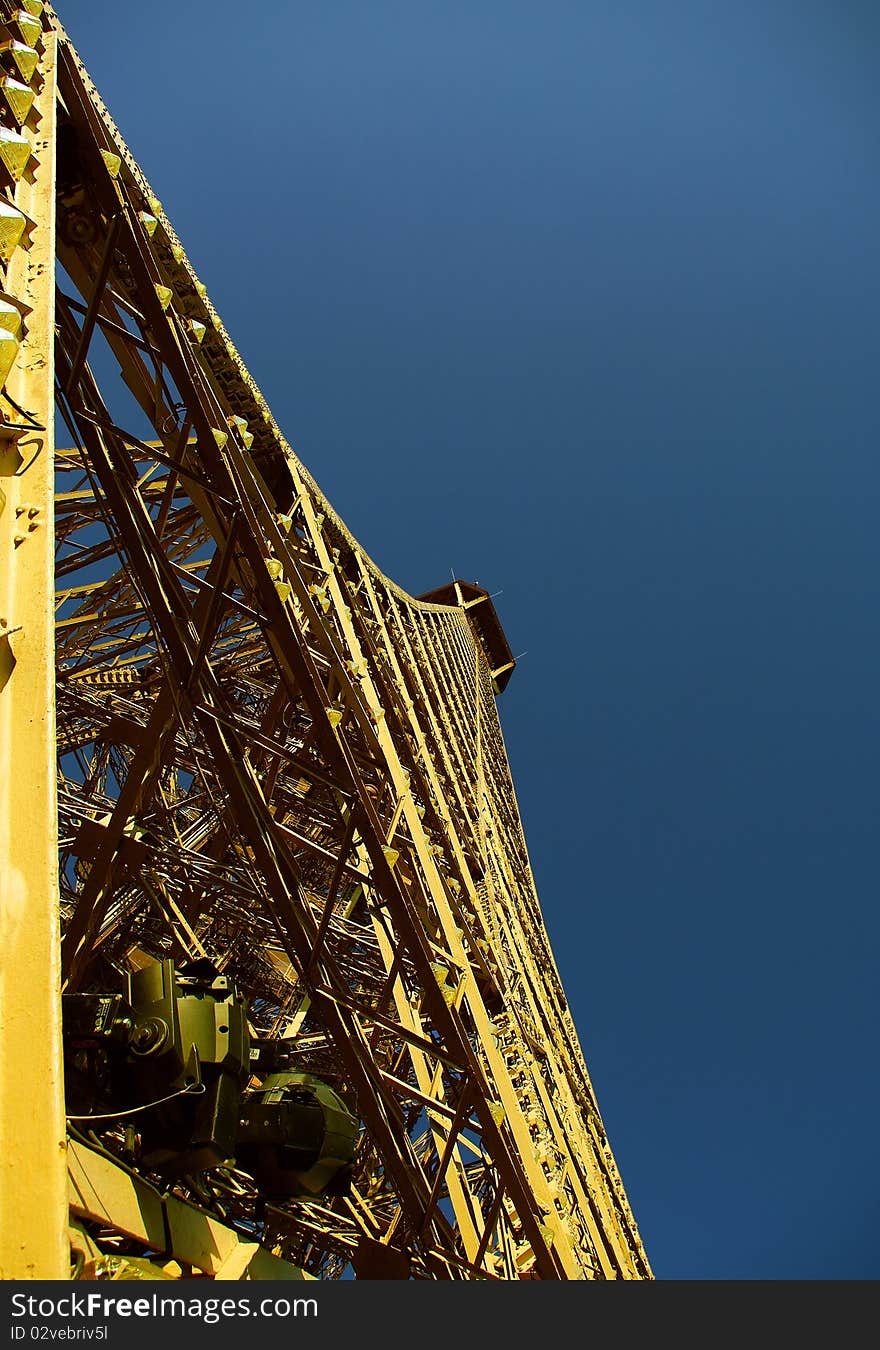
0, 27, 66, 1279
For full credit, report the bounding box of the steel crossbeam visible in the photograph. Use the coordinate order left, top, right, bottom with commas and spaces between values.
0, 1, 651, 1280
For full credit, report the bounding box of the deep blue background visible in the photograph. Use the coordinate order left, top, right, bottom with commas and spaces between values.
61, 2, 880, 1278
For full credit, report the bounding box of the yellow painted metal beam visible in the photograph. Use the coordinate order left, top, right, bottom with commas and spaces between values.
68, 1140, 313, 1280
0, 27, 67, 1279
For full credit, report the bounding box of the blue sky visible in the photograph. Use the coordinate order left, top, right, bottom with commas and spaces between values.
62, 2, 880, 1278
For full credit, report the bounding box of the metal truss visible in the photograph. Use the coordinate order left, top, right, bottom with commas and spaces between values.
0, 2, 650, 1280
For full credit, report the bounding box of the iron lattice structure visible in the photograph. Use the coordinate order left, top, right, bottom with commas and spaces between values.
0, 3, 650, 1279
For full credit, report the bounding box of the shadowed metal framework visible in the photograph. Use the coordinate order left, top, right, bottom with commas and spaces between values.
0, 2, 650, 1280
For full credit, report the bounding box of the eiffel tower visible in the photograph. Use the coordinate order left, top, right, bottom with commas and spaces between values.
0, 2, 650, 1280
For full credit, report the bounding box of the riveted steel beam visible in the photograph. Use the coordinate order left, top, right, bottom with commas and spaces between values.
0, 20, 66, 1280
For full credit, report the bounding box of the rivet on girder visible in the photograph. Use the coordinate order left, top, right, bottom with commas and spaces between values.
0, 200, 27, 264
0, 74, 34, 126
488, 1101, 505, 1126
9, 12, 41, 46
228, 414, 250, 445
308, 584, 330, 614
0, 298, 22, 337
0, 41, 39, 84
99, 149, 121, 178
0, 325, 20, 386
138, 210, 158, 236
154, 284, 173, 311
0, 126, 29, 180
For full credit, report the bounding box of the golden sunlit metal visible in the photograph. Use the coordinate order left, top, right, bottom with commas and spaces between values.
0, 1, 650, 1281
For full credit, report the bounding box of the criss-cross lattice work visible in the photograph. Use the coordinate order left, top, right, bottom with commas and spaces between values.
0, 1, 650, 1279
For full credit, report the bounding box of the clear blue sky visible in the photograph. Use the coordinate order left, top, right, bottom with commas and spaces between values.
62, 2, 880, 1278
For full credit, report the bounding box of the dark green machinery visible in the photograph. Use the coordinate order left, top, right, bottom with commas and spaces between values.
62, 959, 358, 1198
